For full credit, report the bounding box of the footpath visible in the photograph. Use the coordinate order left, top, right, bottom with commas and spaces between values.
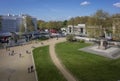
0, 38, 77, 81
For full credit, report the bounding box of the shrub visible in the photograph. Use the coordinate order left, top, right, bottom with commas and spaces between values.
79, 39, 85, 43
66, 34, 76, 42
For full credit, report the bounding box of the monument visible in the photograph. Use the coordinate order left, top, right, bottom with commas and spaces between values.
80, 38, 120, 59
98, 39, 108, 50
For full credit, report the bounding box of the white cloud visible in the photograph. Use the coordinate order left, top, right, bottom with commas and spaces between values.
80, 1, 90, 6
113, 2, 120, 8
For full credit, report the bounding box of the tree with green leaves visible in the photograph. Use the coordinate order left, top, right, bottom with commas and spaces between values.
26, 16, 35, 32
92, 9, 110, 26
37, 20, 46, 29
86, 9, 111, 38
19, 19, 25, 33
62, 20, 68, 27
112, 18, 120, 40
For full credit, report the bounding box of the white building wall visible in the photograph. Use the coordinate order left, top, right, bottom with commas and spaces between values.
0, 14, 37, 34
1, 18, 17, 33
67, 24, 86, 36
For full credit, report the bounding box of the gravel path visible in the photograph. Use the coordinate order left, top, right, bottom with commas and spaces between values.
0, 38, 77, 81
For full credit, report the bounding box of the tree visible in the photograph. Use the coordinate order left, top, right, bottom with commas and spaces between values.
92, 9, 110, 26
87, 17, 97, 26
86, 10, 111, 38
67, 18, 75, 25
55, 21, 63, 30
67, 16, 89, 25
62, 20, 68, 27
26, 16, 35, 32
45, 21, 63, 30
112, 13, 120, 18
93, 9, 110, 19
20, 23, 25, 33
37, 20, 46, 29
112, 17, 120, 40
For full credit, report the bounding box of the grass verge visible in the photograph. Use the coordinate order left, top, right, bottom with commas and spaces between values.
55, 42, 120, 81
33, 46, 66, 81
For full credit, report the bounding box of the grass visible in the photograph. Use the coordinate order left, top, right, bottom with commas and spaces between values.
55, 42, 120, 81
33, 46, 66, 81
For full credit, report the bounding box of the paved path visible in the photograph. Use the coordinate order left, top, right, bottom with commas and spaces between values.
0, 38, 77, 81
80, 45, 120, 59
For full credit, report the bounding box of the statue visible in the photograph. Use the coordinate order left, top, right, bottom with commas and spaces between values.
98, 39, 108, 50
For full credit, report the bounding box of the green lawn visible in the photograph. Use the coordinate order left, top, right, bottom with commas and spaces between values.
33, 46, 66, 81
55, 42, 120, 81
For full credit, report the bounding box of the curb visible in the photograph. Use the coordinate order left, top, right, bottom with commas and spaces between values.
31, 50, 39, 81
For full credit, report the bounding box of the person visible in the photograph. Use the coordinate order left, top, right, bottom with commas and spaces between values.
28, 67, 30, 73
11, 51, 13, 56
26, 50, 28, 54
11, 50, 14, 56
41, 42, 44, 45
9, 52, 11, 56
56, 35, 58, 40
19, 53, 22, 57
12, 50, 14, 54
30, 65, 34, 72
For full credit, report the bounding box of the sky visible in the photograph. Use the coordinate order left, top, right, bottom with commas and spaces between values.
0, 0, 120, 21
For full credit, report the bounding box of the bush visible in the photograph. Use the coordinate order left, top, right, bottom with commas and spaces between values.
66, 34, 76, 42
79, 39, 85, 43
76, 39, 85, 43
39, 36, 49, 40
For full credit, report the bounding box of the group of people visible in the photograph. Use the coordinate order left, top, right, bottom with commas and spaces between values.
28, 65, 34, 73
26, 50, 31, 54
8, 50, 15, 56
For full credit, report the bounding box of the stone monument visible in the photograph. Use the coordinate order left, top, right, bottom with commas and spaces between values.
98, 39, 108, 50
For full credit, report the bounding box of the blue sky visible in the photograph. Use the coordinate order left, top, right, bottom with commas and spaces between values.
0, 0, 120, 21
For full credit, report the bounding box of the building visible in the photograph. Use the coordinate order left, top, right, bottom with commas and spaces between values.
67, 24, 86, 36
0, 14, 37, 36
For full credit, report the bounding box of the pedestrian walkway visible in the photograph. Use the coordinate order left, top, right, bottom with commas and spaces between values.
0, 45, 36, 81
49, 42, 77, 81
0, 38, 77, 81
80, 45, 120, 59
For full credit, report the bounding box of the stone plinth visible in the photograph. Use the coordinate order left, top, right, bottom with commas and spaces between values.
98, 39, 108, 50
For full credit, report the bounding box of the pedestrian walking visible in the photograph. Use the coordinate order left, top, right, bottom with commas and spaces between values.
56, 35, 59, 40
11, 51, 13, 56
28, 67, 30, 73
12, 50, 14, 54
30, 65, 34, 72
9, 52, 11, 56
19, 53, 22, 57
41, 42, 44, 45
26, 50, 28, 54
